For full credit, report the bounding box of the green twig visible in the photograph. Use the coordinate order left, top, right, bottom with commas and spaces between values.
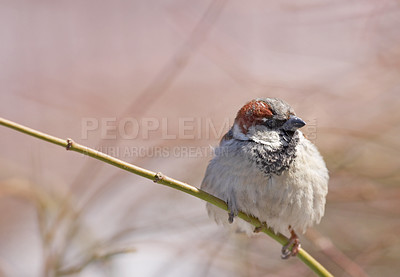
0, 117, 333, 277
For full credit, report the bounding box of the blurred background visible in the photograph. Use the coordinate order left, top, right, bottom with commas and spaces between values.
1, 0, 399, 276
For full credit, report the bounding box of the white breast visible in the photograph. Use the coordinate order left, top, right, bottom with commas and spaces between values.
201, 132, 328, 236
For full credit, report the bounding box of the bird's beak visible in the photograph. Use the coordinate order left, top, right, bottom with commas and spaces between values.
282, 115, 306, 131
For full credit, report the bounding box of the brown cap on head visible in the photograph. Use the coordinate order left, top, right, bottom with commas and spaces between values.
234, 98, 301, 134
235, 99, 274, 134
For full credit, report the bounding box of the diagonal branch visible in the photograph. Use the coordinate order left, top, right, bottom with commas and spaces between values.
0, 117, 333, 277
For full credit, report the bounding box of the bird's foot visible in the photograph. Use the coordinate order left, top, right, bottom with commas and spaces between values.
228, 208, 238, 224
227, 196, 238, 224
281, 228, 301, 259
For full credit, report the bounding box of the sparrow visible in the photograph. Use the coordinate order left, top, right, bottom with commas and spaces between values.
201, 98, 328, 259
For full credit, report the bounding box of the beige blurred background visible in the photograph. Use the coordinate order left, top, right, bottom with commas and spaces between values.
1, 1, 400, 276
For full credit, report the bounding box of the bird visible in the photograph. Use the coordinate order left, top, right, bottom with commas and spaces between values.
201, 98, 329, 259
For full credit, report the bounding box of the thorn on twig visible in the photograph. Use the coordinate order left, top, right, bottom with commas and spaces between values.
154, 172, 164, 183
254, 226, 262, 233
66, 138, 74, 150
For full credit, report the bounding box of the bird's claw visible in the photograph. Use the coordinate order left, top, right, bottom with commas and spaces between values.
228, 211, 236, 223
281, 229, 301, 259
281, 239, 301, 259
227, 195, 238, 224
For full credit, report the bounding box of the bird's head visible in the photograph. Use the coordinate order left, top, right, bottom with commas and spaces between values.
232, 98, 306, 143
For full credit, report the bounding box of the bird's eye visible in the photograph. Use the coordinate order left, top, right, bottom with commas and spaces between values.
265, 120, 275, 128
265, 119, 286, 128
275, 119, 286, 127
